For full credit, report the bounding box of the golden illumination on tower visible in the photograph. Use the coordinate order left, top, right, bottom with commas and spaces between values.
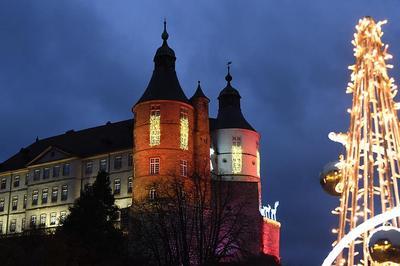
327, 17, 400, 266
180, 109, 189, 150
149, 105, 161, 146
232, 137, 242, 174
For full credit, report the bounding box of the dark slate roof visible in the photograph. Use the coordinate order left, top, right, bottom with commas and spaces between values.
0, 119, 133, 173
215, 73, 255, 131
0, 118, 218, 173
135, 23, 189, 105
190, 81, 209, 102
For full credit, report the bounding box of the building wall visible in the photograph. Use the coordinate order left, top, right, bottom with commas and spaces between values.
0, 149, 133, 234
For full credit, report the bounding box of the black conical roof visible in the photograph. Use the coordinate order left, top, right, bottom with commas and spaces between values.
135, 21, 189, 105
215, 68, 255, 131
190, 81, 209, 102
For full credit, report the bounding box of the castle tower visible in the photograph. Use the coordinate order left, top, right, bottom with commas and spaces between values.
190, 81, 210, 178
132, 21, 195, 201
211, 64, 262, 254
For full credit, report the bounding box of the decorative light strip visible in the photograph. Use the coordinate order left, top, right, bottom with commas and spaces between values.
232, 145, 242, 174
180, 117, 189, 150
149, 114, 161, 146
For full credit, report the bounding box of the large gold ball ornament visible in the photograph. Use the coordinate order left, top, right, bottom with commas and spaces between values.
368, 226, 400, 264
320, 162, 343, 196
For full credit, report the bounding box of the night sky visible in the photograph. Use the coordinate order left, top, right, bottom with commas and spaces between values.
1, 1, 400, 265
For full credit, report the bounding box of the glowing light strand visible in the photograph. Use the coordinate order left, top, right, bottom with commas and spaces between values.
180, 117, 189, 150
232, 146, 242, 174
149, 114, 161, 146
328, 17, 400, 265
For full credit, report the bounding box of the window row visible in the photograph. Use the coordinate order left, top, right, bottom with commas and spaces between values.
112, 176, 133, 195
84, 154, 133, 175
149, 158, 188, 177
32, 185, 68, 206
0, 175, 26, 190
31, 163, 70, 182
29, 211, 67, 229
149, 105, 189, 150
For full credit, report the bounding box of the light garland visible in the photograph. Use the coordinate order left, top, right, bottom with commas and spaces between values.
149, 114, 161, 146
232, 145, 242, 174
327, 17, 400, 265
180, 116, 189, 150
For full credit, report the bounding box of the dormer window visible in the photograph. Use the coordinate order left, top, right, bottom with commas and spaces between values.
232, 136, 242, 174
180, 108, 189, 150
150, 105, 161, 146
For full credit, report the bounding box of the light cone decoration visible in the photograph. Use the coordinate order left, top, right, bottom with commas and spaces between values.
329, 17, 400, 265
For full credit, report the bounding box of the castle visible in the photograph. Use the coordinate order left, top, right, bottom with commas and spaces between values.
0, 21, 279, 260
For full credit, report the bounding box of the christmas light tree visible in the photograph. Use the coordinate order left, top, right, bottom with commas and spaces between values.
328, 17, 400, 265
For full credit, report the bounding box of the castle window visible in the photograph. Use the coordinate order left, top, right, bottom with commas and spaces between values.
180, 160, 188, 177
13, 176, 20, 188
0, 178, 5, 189
25, 173, 29, 185
52, 187, 58, 202
114, 156, 122, 170
50, 212, 57, 225
53, 165, 60, 177
23, 194, 27, 209
63, 163, 70, 176
12, 196, 18, 211
60, 211, 67, 223
61, 185, 68, 201
149, 187, 156, 200
232, 137, 242, 174
39, 214, 46, 227
33, 169, 41, 181
100, 159, 107, 172
180, 108, 189, 150
21, 218, 25, 231
149, 105, 161, 146
0, 198, 4, 212
114, 178, 121, 195
43, 167, 50, 179
10, 219, 16, 233
128, 177, 132, 193
30, 215, 37, 228
42, 188, 48, 204
150, 158, 160, 175
32, 190, 38, 206
85, 162, 93, 175
128, 154, 133, 167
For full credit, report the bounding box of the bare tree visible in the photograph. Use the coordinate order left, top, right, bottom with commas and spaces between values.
130, 173, 255, 266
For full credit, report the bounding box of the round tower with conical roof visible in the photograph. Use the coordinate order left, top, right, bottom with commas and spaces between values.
132, 21, 195, 201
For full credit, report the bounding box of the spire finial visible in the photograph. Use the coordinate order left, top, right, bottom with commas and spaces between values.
225, 61, 232, 83
162, 18, 169, 41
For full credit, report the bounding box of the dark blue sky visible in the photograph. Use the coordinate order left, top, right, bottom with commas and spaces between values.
1, 1, 400, 265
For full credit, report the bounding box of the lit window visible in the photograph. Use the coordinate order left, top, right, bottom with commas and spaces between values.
149, 105, 161, 146
114, 156, 122, 170
21, 218, 25, 231
52, 187, 58, 202
12, 196, 18, 211
13, 176, 20, 188
25, 173, 29, 185
61, 185, 68, 201
1, 178, 6, 189
0, 198, 4, 212
39, 214, 46, 227
232, 137, 242, 174
180, 108, 189, 150
63, 164, 70, 176
150, 158, 160, 175
23, 194, 27, 209
180, 160, 188, 177
32, 190, 39, 206
53, 165, 60, 177
33, 169, 41, 181
50, 212, 57, 225
60, 211, 67, 223
149, 188, 156, 200
114, 179, 121, 195
43, 168, 50, 179
30, 215, 37, 228
128, 177, 132, 193
100, 159, 107, 172
128, 154, 133, 167
85, 162, 93, 175
10, 219, 16, 233
42, 188, 48, 204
